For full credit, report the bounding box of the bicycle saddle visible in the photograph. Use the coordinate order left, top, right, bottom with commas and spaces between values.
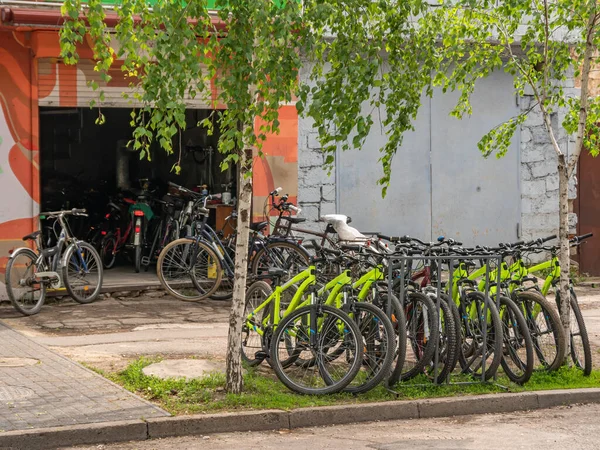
22, 230, 42, 241
451, 261, 477, 269
268, 268, 289, 278
280, 216, 306, 224
251, 221, 268, 232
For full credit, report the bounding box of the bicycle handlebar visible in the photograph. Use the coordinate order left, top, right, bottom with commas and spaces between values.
168, 181, 202, 198
572, 232, 593, 243
40, 208, 88, 217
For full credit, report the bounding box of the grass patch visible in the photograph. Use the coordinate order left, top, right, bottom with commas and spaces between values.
91, 357, 600, 415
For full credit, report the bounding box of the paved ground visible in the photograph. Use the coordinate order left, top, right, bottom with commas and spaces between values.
0, 322, 167, 432
66, 402, 600, 449
0, 293, 230, 372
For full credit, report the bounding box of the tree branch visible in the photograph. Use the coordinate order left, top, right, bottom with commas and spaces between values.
496, 18, 563, 158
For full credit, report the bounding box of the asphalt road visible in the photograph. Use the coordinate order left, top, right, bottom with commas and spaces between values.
68, 402, 600, 449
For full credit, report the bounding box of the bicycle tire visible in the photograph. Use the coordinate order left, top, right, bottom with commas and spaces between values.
100, 233, 117, 269
134, 245, 142, 273
457, 291, 503, 381
515, 290, 566, 372
426, 294, 458, 384
251, 241, 310, 279
270, 305, 363, 395
498, 295, 534, 385
440, 293, 461, 380
371, 291, 407, 386
241, 280, 273, 367
62, 242, 103, 304
563, 289, 592, 376
5, 248, 46, 316
157, 238, 222, 301
399, 291, 440, 381
342, 302, 395, 394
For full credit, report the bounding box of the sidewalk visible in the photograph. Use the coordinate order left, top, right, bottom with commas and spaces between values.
0, 322, 168, 432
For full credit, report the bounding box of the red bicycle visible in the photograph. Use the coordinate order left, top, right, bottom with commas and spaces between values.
99, 197, 135, 269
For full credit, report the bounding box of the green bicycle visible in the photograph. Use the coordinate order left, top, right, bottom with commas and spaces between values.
465, 253, 535, 384
241, 265, 365, 395
523, 233, 593, 375
447, 255, 503, 381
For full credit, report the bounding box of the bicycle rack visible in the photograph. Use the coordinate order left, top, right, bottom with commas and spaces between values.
385, 253, 505, 393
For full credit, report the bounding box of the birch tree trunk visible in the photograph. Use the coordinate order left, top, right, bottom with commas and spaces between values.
558, 155, 571, 360
225, 147, 253, 394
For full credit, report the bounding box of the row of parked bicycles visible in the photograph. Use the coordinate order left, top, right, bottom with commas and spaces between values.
3, 179, 238, 316
147, 189, 593, 395
240, 228, 592, 394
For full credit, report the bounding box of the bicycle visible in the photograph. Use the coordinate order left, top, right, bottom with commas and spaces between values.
98, 197, 134, 269
243, 264, 365, 395
157, 194, 310, 302
142, 196, 180, 271
5, 209, 104, 315
522, 233, 593, 375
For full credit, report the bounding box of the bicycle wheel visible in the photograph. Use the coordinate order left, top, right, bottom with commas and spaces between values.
425, 294, 458, 384
241, 281, 273, 367
515, 290, 566, 372
62, 241, 103, 304
100, 233, 117, 269
562, 289, 592, 376
398, 291, 439, 381
5, 248, 46, 316
157, 238, 222, 301
342, 302, 395, 394
270, 305, 363, 395
498, 295, 534, 385
369, 291, 407, 386
457, 291, 503, 381
251, 241, 310, 279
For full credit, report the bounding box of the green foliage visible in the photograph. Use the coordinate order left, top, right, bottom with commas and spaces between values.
59, 0, 303, 172
94, 357, 600, 415
59, 0, 600, 191
436, 0, 600, 165
298, 0, 600, 192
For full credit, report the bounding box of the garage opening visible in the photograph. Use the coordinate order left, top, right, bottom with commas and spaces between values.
39, 107, 236, 289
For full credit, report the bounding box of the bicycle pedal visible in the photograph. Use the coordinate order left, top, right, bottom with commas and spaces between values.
254, 351, 269, 361
141, 256, 151, 266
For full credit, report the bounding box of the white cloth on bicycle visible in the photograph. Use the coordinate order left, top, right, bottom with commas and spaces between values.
320, 214, 368, 242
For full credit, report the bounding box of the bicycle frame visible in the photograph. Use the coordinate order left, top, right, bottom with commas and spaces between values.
526, 257, 559, 296
245, 266, 317, 336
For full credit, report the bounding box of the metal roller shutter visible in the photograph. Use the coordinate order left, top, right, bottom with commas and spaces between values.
38, 58, 216, 109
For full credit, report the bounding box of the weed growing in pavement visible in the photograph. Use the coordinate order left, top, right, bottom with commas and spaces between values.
86, 357, 600, 415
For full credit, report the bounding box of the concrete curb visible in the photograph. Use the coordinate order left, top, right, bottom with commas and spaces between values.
0, 420, 147, 450
3, 388, 600, 449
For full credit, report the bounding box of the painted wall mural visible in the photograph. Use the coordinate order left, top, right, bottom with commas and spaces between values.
0, 29, 298, 300
0, 31, 40, 299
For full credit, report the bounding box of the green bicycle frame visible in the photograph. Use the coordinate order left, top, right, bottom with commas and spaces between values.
319, 266, 384, 308
527, 256, 560, 296
245, 265, 317, 336
468, 261, 510, 294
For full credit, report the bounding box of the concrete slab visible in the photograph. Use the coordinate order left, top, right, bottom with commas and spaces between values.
142, 359, 226, 379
